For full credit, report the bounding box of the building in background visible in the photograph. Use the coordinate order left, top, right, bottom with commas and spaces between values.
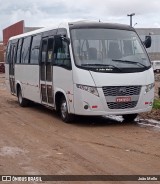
3, 20, 24, 46
0, 42, 4, 62
3, 20, 42, 46
1, 20, 42, 64
136, 28, 160, 61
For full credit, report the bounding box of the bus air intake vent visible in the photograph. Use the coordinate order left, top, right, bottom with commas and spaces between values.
102, 86, 141, 96
107, 101, 138, 109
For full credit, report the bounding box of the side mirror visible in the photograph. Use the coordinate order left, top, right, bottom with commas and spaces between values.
143, 36, 151, 48
61, 36, 70, 45
55, 35, 70, 45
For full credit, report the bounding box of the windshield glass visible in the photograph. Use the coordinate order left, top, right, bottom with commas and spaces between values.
70, 28, 151, 72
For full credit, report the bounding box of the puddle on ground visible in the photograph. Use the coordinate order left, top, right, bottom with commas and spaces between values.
105, 115, 123, 122
105, 115, 160, 131
138, 118, 160, 131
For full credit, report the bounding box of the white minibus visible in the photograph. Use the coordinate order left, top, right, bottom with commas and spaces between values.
5, 21, 154, 122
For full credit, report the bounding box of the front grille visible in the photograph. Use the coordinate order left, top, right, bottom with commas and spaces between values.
107, 101, 137, 109
102, 86, 141, 96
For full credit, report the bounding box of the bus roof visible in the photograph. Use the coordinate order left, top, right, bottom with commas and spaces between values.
9, 25, 60, 41
9, 20, 135, 41
69, 21, 134, 31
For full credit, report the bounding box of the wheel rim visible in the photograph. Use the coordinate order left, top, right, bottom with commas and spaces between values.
61, 100, 67, 119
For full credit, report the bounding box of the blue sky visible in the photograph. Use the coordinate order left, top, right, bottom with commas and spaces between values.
1, 0, 160, 40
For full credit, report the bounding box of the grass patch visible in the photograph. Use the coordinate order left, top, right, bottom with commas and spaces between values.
153, 99, 160, 109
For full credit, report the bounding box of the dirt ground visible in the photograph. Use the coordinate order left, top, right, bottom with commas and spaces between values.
0, 73, 160, 184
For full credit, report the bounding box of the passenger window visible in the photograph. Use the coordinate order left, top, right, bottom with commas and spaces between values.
10, 45, 15, 64
8, 43, 17, 64
47, 38, 54, 63
16, 39, 23, 64
21, 36, 31, 64
54, 38, 71, 69
30, 34, 41, 64
6, 42, 11, 64
7, 44, 12, 64
41, 39, 47, 63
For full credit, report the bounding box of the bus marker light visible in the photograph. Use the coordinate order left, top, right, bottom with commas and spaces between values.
92, 106, 98, 109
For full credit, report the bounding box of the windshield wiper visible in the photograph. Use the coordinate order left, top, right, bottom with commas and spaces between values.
81, 64, 122, 71
112, 59, 148, 68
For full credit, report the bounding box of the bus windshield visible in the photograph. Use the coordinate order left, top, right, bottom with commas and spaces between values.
70, 28, 151, 72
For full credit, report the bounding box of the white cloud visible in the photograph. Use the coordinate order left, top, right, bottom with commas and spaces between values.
1, 0, 160, 40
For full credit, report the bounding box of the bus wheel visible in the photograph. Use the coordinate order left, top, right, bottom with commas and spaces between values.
17, 87, 28, 107
60, 97, 73, 123
122, 114, 138, 122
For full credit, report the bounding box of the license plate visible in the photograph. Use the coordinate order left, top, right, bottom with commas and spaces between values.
116, 97, 131, 102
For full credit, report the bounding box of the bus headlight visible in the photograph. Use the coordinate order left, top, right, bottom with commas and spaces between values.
76, 84, 99, 96
145, 83, 154, 93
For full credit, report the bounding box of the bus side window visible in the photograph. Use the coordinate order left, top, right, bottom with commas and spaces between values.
12, 45, 16, 64
53, 38, 71, 69
40, 39, 47, 81
30, 34, 41, 64
41, 39, 48, 63
46, 38, 54, 82
6, 42, 11, 64
16, 39, 23, 64
10, 43, 17, 65
47, 38, 54, 63
10, 45, 14, 64
7, 43, 12, 64
21, 36, 31, 64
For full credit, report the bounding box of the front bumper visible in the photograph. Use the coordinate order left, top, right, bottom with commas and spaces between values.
73, 85, 154, 116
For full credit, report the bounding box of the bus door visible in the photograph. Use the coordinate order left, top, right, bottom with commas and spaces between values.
9, 43, 16, 94
40, 37, 54, 106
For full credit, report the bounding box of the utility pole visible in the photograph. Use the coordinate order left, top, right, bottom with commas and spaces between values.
127, 13, 135, 27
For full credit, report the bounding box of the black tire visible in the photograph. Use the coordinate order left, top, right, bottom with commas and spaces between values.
122, 114, 138, 122
17, 87, 28, 107
60, 96, 74, 123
